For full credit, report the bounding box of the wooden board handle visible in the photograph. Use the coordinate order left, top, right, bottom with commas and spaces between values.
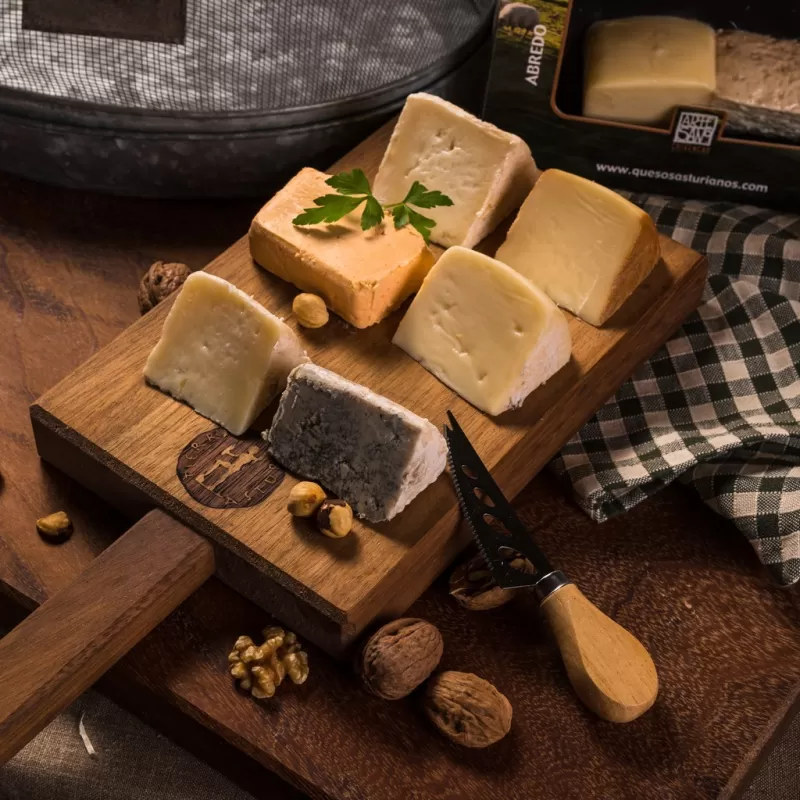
0, 510, 214, 763
540, 584, 658, 723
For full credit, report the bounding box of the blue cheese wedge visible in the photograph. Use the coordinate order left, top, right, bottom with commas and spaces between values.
266, 364, 446, 522
144, 272, 307, 436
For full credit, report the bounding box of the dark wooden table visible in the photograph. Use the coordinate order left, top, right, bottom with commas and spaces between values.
1, 169, 799, 800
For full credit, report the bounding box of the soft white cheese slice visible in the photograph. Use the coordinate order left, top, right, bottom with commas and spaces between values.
495, 170, 660, 327
144, 272, 307, 436
373, 93, 539, 248
583, 16, 716, 126
392, 247, 571, 417
267, 364, 446, 523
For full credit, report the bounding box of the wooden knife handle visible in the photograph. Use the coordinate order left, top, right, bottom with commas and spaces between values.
540, 583, 658, 723
0, 510, 214, 763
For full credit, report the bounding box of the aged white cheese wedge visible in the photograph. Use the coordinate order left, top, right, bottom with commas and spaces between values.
144, 272, 307, 436
392, 247, 571, 417
713, 30, 800, 142
495, 170, 660, 327
372, 93, 539, 248
584, 17, 716, 126
267, 364, 446, 523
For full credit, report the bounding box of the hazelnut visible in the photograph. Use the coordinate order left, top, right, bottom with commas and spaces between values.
424, 671, 512, 748
138, 261, 191, 314
287, 481, 326, 517
36, 511, 73, 543
293, 293, 329, 328
359, 618, 443, 700
316, 499, 352, 538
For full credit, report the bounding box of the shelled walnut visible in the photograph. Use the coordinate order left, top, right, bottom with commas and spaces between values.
449, 552, 534, 611
359, 618, 443, 700
228, 626, 309, 700
424, 671, 512, 748
138, 261, 191, 313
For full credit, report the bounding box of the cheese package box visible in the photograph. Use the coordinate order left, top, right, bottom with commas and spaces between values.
713, 30, 800, 142
484, 3, 800, 209
495, 170, 660, 327
583, 17, 717, 126
267, 364, 447, 523
372, 93, 539, 248
393, 247, 571, 417
144, 272, 307, 436
250, 167, 434, 329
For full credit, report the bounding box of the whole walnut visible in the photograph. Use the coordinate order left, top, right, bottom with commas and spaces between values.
138, 261, 191, 313
359, 618, 443, 700
424, 671, 512, 748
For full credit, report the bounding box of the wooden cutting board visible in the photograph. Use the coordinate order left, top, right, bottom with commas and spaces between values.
29, 124, 707, 656
4, 164, 799, 800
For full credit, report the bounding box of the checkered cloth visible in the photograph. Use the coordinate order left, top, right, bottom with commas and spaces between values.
551, 196, 800, 587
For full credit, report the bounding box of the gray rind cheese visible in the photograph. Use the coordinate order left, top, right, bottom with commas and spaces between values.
713, 30, 800, 142
266, 364, 447, 523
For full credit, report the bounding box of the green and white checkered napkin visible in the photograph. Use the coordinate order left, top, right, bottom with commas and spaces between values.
551, 196, 800, 587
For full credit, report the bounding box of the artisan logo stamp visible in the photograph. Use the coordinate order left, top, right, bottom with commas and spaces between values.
177, 428, 284, 509
671, 109, 724, 154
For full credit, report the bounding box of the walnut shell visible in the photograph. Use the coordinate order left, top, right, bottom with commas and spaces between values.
449, 555, 514, 611
424, 671, 512, 748
138, 261, 191, 314
359, 618, 443, 700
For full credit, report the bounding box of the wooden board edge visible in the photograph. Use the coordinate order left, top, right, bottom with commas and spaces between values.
717, 681, 800, 800
29, 405, 348, 627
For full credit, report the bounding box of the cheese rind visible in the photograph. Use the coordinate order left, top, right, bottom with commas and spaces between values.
584, 17, 716, 126
373, 93, 539, 248
266, 364, 446, 522
144, 272, 307, 436
495, 170, 660, 327
250, 168, 434, 329
392, 247, 571, 417
713, 30, 800, 142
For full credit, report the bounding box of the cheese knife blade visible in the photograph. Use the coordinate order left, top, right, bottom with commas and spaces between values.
443, 411, 569, 600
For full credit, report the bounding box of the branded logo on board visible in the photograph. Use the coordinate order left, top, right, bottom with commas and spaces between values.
671, 109, 725, 154
177, 428, 284, 509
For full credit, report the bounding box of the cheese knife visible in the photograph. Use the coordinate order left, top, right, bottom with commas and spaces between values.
444, 411, 658, 723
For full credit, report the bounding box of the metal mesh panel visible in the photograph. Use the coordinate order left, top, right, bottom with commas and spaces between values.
0, 0, 493, 112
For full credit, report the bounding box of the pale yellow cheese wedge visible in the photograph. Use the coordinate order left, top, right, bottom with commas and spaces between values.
495, 170, 660, 327
373, 93, 539, 248
249, 168, 434, 329
393, 247, 571, 417
144, 272, 307, 436
584, 16, 716, 126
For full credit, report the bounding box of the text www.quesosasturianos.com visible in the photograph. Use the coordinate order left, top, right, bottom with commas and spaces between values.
595, 163, 769, 194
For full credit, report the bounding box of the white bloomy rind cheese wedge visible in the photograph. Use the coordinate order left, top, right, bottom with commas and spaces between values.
392, 247, 571, 417
373, 93, 539, 248
267, 364, 446, 523
495, 169, 660, 327
583, 16, 716, 126
144, 272, 307, 436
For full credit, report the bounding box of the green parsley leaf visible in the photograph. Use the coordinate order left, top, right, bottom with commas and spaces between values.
402, 181, 454, 209
325, 168, 372, 196
406, 208, 437, 243
392, 204, 410, 230
292, 194, 365, 225
361, 196, 385, 230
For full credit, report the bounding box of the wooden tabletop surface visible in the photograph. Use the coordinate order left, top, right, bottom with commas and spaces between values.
1, 168, 799, 800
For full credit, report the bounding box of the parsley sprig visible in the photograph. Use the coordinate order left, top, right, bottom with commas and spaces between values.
292, 169, 453, 243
